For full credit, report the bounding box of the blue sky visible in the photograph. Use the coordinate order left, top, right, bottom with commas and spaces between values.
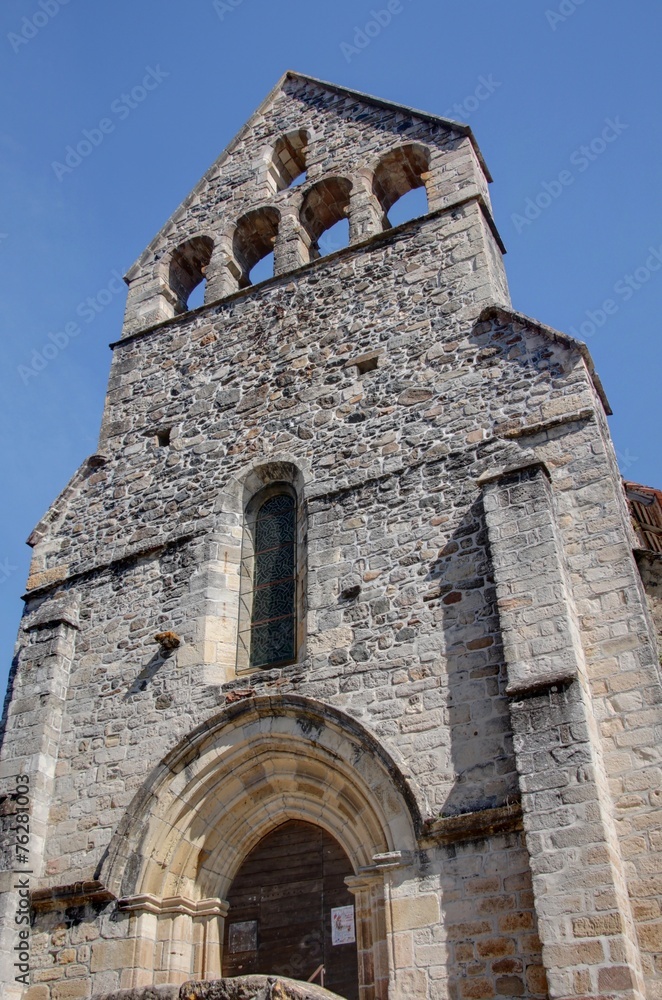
1, 0, 661, 698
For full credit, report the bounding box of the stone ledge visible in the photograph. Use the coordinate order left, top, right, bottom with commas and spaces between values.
25, 597, 80, 632
420, 802, 523, 845
31, 879, 116, 912
118, 893, 227, 918
506, 669, 577, 698
23, 530, 203, 597
24, 564, 70, 593
477, 460, 550, 489
497, 407, 595, 441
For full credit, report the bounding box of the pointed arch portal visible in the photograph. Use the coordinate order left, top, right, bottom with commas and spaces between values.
103, 697, 421, 999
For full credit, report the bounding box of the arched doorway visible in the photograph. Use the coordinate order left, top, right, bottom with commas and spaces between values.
108, 698, 422, 997
222, 820, 359, 1000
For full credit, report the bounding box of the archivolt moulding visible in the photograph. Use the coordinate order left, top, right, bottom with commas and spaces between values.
99, 695, 423, 903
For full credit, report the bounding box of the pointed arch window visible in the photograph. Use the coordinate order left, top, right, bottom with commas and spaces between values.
238, 484, 302, 671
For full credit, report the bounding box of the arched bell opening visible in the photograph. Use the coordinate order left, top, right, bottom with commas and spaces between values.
300, 177, 353, 261
168, 235, 214, 313
372, 143, 432, 230
269, 129, 310, 192
223, 819, 359, 999
232, 206, 281, 288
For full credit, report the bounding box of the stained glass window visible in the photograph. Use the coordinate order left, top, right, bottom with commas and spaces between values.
248, 492, 297, 668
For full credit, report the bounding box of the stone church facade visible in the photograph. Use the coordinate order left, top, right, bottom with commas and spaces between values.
1, 72, 660, 1000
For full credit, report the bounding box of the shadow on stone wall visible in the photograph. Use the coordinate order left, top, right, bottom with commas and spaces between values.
424, 497, 548, 1000
432, 497, 515, 819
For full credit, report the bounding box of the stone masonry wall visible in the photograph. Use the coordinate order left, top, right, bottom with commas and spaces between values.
5, 233, 661, 993
13, 200, 603, 885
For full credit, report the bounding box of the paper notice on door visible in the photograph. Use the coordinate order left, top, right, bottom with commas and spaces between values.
228, 920, 258, 954
331, 905, 356, 945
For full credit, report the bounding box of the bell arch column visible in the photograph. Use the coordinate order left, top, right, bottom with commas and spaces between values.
349, 170, 384, 243
274, 204, 308, 274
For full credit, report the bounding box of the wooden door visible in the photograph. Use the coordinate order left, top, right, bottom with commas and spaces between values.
222, 820, 359, 1000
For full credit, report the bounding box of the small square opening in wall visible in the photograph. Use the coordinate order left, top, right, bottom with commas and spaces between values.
356, 355, 379, 375
346, 350, 382, 376
156, 428, 171, 448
